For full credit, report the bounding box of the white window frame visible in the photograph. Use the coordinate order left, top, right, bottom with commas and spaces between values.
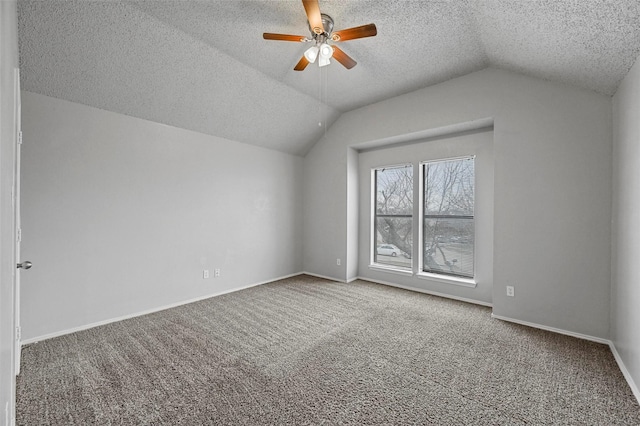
368, 156, 477, 288
417, 156, 476, 286
369, 164, 413, 274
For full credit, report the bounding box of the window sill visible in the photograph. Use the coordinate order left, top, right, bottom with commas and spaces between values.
416, 272, 477, 288
368, 264, 413, 277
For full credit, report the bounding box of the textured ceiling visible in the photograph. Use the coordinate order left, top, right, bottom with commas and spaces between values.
17, 0, 640, 156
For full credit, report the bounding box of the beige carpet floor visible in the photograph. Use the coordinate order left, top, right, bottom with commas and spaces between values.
16, 275, 640, 424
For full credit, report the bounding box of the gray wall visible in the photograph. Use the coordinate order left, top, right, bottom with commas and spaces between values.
346, 148, 359, 281
358, 129, 494, 304
612, 55, 640, 394
0, 1, 19, 423
303, 68, 612, 339
20, 92, 303, 341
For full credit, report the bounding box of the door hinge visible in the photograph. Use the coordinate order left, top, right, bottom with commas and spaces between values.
15, 326, 21, 341
16, 228, 21, 243
18, 131, 22, 145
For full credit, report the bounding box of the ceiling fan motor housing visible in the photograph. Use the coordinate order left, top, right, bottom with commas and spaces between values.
308, 13, 334, 38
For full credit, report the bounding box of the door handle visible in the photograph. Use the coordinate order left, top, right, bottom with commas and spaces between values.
17, 261, 32, 269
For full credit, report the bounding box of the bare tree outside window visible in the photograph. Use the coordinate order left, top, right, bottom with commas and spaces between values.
423, 157, 475, 278
374, 165, 413, 269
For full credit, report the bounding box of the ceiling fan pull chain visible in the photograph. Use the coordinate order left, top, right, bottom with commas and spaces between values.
324, 66, 328, 136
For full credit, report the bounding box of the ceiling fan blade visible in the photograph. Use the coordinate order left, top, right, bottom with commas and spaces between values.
302, 0, 324, 34
331, 46, 357, 69
331, 23, 377, 42
294, 55, 310, 71
263, 33, 307, 42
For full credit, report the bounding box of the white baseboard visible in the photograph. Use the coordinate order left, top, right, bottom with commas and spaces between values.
302, 271, 347, 283
22, 272, 304, 345
490, 314, 609, 344
608, 341, 640, 404
356, 276, 493, 307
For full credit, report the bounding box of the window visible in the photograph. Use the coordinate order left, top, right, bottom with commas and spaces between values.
373, 165, 413, 270
422, 157, 475, 279
371, 157, 476, 281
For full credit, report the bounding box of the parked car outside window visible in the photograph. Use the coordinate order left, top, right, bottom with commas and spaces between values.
377, 244, 402, 257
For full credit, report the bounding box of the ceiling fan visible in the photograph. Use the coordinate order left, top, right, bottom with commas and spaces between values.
263, 0, 377, 71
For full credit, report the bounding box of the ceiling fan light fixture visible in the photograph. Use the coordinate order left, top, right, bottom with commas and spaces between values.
319, 42, 334, 59
318, 56, 331, 67
304, 45, 320, 63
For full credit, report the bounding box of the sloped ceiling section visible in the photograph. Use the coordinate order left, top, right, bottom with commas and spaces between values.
18, 1, 340, 155
470, 0, 640, 96
17, 0, 640, 156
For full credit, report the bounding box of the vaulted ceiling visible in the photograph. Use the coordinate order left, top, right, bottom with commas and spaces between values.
17, 0, 640, 156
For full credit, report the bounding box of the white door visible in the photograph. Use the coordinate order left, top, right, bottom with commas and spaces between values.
13, 68, 27, 375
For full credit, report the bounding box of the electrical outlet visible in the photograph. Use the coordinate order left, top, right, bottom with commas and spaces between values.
337, 258, 341, 266
214, 268, 220, 277
506, 286, 515, 297
203, 270, 209, 279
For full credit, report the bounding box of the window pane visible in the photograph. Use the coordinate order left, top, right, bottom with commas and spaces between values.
376, 166, 413, 216
374, 165, 413, 270
423, 218, 474, 278
424, 158, 474, 216
375, 217, 412, 269
423, 157, 475, 279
